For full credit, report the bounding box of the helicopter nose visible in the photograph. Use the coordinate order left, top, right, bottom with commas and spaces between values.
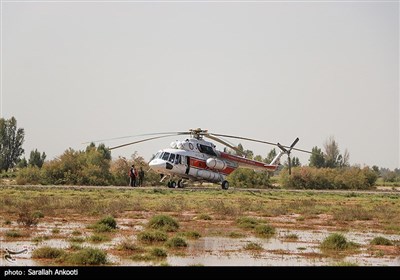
149, 159, 167, 172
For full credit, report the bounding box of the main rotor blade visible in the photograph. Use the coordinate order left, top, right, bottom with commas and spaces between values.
210, 133, 312, 154
204, 134, 244, 156
83, 131, 190, 144
108, 134, 182, 150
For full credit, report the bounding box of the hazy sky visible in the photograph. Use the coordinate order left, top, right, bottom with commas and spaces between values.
1, 0, 399, 169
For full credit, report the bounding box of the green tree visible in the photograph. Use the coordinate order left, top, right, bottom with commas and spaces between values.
0, 117, 25, 171
308, 146, 325, 168
29, 149, 47, 168
324, 136, 340, 168
291, 157, 301, 167
264, 148, 277, 164
17, 157, 28, 169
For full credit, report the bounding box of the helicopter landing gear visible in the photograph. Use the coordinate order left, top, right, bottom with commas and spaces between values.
221, 180, 229, 190
167, 181, 177, 188
177, 179, 184, 188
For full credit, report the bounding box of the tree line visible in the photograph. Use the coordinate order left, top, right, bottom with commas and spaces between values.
1, 116, 397, 188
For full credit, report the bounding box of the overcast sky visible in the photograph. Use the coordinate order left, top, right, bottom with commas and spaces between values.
1, 0, 399, 169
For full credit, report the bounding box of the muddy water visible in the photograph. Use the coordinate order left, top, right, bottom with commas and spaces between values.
3, 227, 399, 266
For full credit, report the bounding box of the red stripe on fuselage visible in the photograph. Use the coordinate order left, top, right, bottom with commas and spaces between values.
189, 157, 236, 175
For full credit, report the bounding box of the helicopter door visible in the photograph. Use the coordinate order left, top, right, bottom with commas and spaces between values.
180, 155, 190, 175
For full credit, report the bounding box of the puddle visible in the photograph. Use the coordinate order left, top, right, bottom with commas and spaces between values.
1, 224, 399, 266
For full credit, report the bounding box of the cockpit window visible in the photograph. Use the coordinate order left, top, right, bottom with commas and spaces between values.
168, 153, 175, 163
155, 152, 162, 159
162, 152, 170, 161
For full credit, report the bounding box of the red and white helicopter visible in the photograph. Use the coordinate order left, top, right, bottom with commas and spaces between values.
109, 128, 311, 190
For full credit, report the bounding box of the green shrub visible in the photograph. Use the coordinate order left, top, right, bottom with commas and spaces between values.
284, 233, 299, 241
87, 234, 110, 243
150, 247, 167, 258
5, 230, 24, 238
236, 217, 260, 229
117, 239, 144, 252
148, 215, 179, 232
197, 214, 212, 220
52, 228, 60, 234
165, 236, 188, 248
137, 230, 168, 244
97, 216, 117, 229
243, 242, 263, 251
69, 237, 85, 243
255, 224, 276, 237
281, 167, 377, 190
181, 231, 201, 239
370, 236, 393, 246
320, 233, 358, 251
32, 247, 65, 259
66, 248, 107, 265
228, 232, 245, 238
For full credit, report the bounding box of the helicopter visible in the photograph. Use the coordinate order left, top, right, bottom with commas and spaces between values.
107, 128, 312, 190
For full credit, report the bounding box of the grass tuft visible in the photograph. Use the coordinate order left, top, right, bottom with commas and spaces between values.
66, 248, 107, 265
137, 230, 168, 244
243, 242, 263, 251
320, 233, 359, 251
370, 236, 393, 246
32, 247, 65, 259
148, 215, 179, 232
165, 236, 188, 248
255, 224, 276, 238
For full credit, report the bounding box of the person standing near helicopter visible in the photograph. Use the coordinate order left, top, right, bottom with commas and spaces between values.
129, 164, 137, 187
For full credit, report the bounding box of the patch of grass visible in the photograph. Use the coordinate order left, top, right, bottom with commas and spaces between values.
66, 248, 107, 265
5, 230, 24, 238
17, 208, 41, 227
71, 230, 82, 236
87, 234, 110, 243
32, 235, 50, 243
51, 228, 61, 235
4, 220, 11, 225
284, 233, 299, 241
197, 214, 212, 220
370, 236, 393, 246
165, 236, 188, 248
148, 215, 179, 232
255, 224, 276, 238
243, 242, 263, 251
334, 261, 358, 266
180, 231, 201, 239
228, 231, 245, 238
333, 205, 372, 222
150, 247, 167, 258
236, 217, 260, 229
88, 216, 117, 233
137, 230, 168, 244
116, 239, 144, 252
320, 233, 359, 252
32, 247, 65, 259
69, 244, 83, 251
69, 237, 85, 243
97, 216, 117, 229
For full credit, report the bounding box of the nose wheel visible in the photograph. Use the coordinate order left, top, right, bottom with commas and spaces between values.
221, 180, 229, 190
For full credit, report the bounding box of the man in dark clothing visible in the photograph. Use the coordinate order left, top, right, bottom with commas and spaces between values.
138, 167, 145, 187
129, 164, 136, 187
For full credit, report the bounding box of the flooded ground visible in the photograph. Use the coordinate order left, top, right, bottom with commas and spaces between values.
2, 223, 399, 266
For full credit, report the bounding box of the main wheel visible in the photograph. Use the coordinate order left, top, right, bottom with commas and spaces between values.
170, 181, 177, 188
221, 180, 229, 190
177, 179, 184, 188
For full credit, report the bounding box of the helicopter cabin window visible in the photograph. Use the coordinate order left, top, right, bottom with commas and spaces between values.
155, 152, 162, 159
168, 153, 176, 163
175, 154, 181, 164
162, 152, 170, 161
197, 144, 217, 156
